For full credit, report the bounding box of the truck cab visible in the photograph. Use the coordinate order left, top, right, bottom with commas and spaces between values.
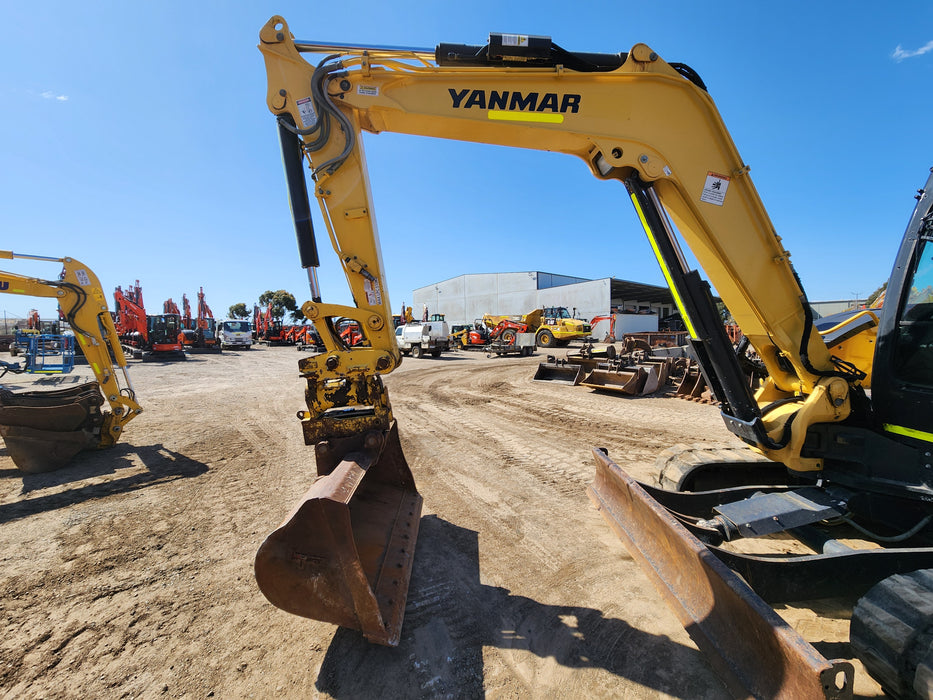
217, 319, 253, 350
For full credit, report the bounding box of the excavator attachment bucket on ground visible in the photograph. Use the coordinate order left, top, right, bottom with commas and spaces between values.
580, 366, 648, 394
254, 421, 422, 646
580, 362, 672, 395
533, 360, 585, 385
588, 448, 854, 699
0, 382, 105, 473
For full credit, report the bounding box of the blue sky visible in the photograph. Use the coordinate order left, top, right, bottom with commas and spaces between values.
2, 1, 932, 323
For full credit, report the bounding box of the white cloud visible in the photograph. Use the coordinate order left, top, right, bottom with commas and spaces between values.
39, 90, 68, 102
892, 41, 933, 61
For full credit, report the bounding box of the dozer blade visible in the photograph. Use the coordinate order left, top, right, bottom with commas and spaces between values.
533, 361, 584, 385
0, 382, 104, 473
255, 421, 422, 646
588, 448, 854, 700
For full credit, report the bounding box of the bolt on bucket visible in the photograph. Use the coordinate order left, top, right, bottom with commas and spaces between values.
533, 360, 584, 385
0, 382, 104, 473
254, 421, 422, 646
580, 366, 650, 394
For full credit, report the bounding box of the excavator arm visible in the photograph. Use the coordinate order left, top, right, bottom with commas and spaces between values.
0, 251, 142, 470
259, 17, 857, 472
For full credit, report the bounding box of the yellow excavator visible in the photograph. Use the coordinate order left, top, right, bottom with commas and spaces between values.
255, 17, 933, 697
0, 251, 142, 473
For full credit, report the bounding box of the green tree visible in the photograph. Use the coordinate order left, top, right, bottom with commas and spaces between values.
258, 290, 298, 320
228, 302, 250, 319
866, 283, 887, 307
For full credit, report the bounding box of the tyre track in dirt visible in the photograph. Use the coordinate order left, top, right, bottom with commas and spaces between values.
1, 347, 780, 698
385, 354, 734, 698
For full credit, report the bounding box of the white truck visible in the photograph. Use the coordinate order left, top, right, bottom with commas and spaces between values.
395, 320, 450, 358
217, 319, 253, 350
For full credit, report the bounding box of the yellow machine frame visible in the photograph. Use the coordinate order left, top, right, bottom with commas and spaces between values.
0, 250, 142, 450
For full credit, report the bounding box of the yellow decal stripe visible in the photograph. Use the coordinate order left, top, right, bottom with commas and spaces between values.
883, 423, 933, 443
488, 110, 563, 124
630, 192, 698, 339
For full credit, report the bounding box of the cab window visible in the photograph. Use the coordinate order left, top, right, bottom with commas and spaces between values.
894, 236, 933, 387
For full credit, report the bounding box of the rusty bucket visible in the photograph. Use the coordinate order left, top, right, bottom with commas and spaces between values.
0, 382, 104, 473
254, 421, 422, 646
533, 361, 585, 385
580, 366, 649, 395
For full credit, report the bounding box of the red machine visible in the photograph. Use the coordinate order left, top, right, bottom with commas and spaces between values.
181, 294, 193, 330
180, 287, 220, 352
113, 281, 185, 361
196, 288, 216, 336
253, 303, 286, 345
458, 318, 529, 348
589, 315, 616, 342
337, 318, 364, 347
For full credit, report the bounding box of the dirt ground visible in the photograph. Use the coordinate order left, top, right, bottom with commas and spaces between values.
0, 345, 884, 698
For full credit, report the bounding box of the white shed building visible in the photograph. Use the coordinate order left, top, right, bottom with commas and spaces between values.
410, 272, 679, 335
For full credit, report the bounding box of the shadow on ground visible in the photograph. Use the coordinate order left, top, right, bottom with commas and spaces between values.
314, 515, 723, 698
0, 443, 207, 523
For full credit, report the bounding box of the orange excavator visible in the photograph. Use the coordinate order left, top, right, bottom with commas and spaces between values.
178, 287, 221, 353
163, 298, 181, 316
113, 281, 186, 361
254, 302, 287, 345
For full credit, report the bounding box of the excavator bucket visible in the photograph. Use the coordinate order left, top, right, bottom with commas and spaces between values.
0, 382, 104, 473
254, 422, 422, 646
533, 360, 585, 385
580, 366, 649, 394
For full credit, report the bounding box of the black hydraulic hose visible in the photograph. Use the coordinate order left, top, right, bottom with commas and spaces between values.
760, 395, 804, 417
311, 70, 357, 176
36, 279, 89, 338
275, 53, 342, 154
842, 513, 933, 543
669, 63, 707, 91
792, 269, 863, 382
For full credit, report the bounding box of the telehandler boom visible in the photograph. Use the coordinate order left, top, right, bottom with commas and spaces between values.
256, 17, 933, 697
0, 251, 142, 472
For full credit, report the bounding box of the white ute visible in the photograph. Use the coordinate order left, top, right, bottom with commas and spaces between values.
395, 320, 450, 358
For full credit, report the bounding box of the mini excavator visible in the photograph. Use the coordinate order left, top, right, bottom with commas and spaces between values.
0, 251, 142, 472
254, 18, 933, 698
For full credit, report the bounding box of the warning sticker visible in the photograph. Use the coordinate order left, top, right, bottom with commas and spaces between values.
700, 171, 730, 206
364, 279, 383, 306
501, 34, 529, 47
357, 85, 379, 97
75, 269, 90, 286
296, 96, 317, 128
